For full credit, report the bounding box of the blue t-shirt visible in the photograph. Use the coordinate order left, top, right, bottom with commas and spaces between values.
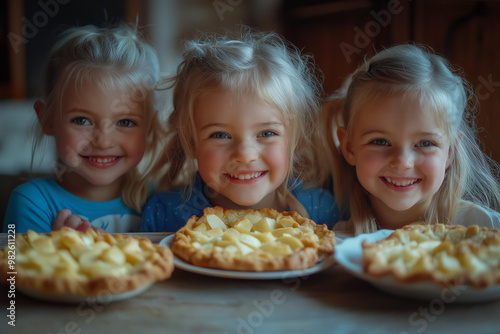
141, 174, 339, 232
3, 178, 141, 233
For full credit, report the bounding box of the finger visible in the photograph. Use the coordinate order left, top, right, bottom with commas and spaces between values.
52, 209, 73, 231
76, 220, 93, 232
93, 227, 106, 233
64, 215, 86, 230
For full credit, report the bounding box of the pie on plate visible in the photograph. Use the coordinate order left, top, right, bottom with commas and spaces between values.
171, 206, 336, 271
0, 228, 174, 298
362, 224, 500, 288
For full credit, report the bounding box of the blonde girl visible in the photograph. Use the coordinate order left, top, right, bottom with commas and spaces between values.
141, 27, 339, 232
325, 43, 500, 235
3, 24, 165, 233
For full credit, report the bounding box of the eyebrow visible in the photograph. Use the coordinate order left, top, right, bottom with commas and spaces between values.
199, 121, 285, 131
65, 108, 144, 118
360, 130, 445, 138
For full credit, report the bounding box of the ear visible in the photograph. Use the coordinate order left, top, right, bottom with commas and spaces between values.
34, 100, 54, 135
337, 127, 356, 166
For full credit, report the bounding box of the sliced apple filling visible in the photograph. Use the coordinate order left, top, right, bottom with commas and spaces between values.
362, 224, 500, 287
0, 228, 174, 296
171, 207, 336, 272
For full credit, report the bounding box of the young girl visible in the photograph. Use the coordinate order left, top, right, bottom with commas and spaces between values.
3, 24, 165, 233
141, 27, 339, 232
325, 43, 500, 235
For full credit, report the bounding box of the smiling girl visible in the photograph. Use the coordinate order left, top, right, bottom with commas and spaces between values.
3, 24, 165, 233
141, 27, 339, 232
325, 44, 500, 234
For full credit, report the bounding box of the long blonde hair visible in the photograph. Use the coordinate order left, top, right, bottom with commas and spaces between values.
34, 24, 166, 212
325, 44, 500, 234
153, 27, 328, 216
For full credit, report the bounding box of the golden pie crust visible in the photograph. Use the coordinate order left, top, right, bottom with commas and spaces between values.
362, 224, 500, 287
171, 206, 336, 271
0, 228, 174, 296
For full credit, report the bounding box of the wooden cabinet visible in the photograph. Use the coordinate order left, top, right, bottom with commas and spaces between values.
0, 0, 143, 99
282, 0, 500, 164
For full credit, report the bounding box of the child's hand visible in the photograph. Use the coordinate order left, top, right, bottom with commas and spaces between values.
52, 209, 105, 233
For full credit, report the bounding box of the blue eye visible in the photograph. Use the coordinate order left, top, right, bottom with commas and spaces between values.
71, 117, 90, 126
371, 138, 389, 146
210, 132, 230, 139
259, 130, 278, 138
118, 119, 136, 127
417, 140, 434, 147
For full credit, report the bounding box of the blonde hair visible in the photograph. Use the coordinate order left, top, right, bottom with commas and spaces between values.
34, 24, 166, 212
153, 27, 327, 216
325, 43, 500, 234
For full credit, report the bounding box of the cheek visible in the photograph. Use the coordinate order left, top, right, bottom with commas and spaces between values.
56, 130, 91, 163
195, 146, 221, 177
128, 133, 147, 156
421, 155, 448, 182
356, 151, 384, 175
266, 143, 289, 175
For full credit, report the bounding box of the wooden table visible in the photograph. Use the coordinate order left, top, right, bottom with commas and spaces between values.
1, 232, 499, 334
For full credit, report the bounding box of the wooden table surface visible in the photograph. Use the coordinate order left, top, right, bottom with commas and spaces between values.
1, 232, 499, 334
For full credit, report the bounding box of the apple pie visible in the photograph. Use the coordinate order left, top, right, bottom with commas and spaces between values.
0, 228, 174, 296
362, 224, 500, 287
171, 207, 336, 271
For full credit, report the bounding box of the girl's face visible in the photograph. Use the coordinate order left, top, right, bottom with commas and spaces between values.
193, 90, 290, 210
40, 80, 147, 200
338, 93, 451, 226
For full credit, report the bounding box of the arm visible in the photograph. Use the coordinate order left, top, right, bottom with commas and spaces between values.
315, 188, 341, 229
295, 186, 340, 229
141, 195, 166, 232
141, 191, 208, 232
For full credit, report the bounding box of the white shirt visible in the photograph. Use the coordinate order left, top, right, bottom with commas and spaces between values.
333, 200, 500, 236
453, 201, 500, 229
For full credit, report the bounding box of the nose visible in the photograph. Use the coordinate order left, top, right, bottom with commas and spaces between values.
231, 139, 258, 164
91, 120, 115, 149
390, 146, 415, 170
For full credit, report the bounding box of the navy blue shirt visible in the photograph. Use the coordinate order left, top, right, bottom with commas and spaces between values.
141, 174, 339, 232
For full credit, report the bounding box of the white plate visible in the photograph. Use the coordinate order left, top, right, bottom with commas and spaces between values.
18, 283, 153, 304
160, 235, 337, 280
334, 229, 500, 303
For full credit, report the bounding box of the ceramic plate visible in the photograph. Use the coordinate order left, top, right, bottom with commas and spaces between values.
160, 235, 338, 280
334, 229, 500, 303
18, 283, 153, 304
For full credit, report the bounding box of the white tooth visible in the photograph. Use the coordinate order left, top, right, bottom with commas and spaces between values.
229, 172, 262, 180
386, 177, 416, 186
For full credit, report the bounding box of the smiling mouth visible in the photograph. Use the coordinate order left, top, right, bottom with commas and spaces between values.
226, 172, 265, 180
85, 156, 119, 164
383, 177, 420, 187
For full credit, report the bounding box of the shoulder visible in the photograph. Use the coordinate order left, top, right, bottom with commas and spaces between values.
141, 180, 210, 232
4, 178, 59, 233
454, 201, 500, 229
293, 182, 336, 204
8, 177, 61, 208
11, 177, 58, 196
292, 181, 339, 228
